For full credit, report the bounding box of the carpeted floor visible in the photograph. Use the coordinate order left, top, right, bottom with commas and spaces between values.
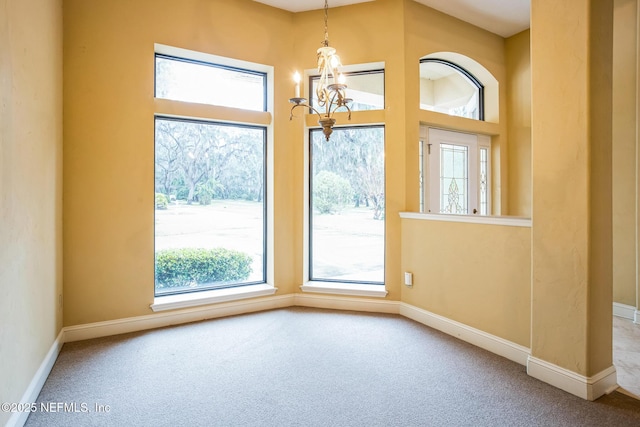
26, 307, 640, 426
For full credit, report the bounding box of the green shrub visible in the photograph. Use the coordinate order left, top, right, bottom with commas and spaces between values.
195, 180, 223, 206
195, 183, 213, 205
197, 191, 212, 206
155, 193, 169, 210
313, 171, 353, 214
155, 248, 253, 289
176, 187, 189, 201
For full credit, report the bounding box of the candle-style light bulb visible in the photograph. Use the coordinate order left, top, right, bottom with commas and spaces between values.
293, 71, 301, 98
338, 73, 346, 85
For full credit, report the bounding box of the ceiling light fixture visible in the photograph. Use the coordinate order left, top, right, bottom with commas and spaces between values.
289, 0, 352, 141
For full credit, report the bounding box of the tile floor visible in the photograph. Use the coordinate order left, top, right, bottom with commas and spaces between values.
613, 316, 640, 398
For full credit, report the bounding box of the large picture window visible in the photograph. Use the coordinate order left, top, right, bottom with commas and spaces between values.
309, 126, 385, 284
154, 118, 266, 295
153, 46, 271, 298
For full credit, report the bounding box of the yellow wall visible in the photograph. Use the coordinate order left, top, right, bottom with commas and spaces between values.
0, 0, 63, 421
613, 0, 638, 308
398, 7, 528, 344
63, 0, 297, 325
63, 0, 510, 325
403, 0, 508, 214
506, 30, 531, 217
293, 0, 406, 301
5, 0, 627, 408
401, 219, 531, 346
502, 1, 637, 368
531, 0, 613, 375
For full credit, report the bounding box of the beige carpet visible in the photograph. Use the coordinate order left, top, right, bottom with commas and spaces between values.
26, 308, 640, 426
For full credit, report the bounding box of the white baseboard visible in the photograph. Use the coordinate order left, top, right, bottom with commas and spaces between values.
399, 303, 531, 366
636, 310, 640, 324
613, 302, 636, 320
64, 294, 294, 342
6, 330, 65, 427
64, 293, 398, 344
527, 356, 618, 401
65, 293, 401, 344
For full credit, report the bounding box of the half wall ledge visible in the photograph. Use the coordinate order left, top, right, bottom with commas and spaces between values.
399, 212, 532, 228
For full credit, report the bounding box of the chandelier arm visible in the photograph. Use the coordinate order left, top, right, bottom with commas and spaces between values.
289, 102, 322, 120
317, 83, 332, 107
329, 89, 344, 109
326, 91, 337, 110
316, 91, 328, 108
327, 101, 352, 120
306, 104, 323, 118
340, 103, 353, 120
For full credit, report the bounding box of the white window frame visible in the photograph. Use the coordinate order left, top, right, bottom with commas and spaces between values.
301, 62, 388, 298
151, 44, 276, 311
419, 58, 485, 121
420, 126, 491, 215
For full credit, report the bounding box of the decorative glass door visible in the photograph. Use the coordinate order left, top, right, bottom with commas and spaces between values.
439, 143, 471, 214
423, 128, 490, 215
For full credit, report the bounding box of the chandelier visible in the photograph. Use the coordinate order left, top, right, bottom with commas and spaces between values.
289, 0, 352, 141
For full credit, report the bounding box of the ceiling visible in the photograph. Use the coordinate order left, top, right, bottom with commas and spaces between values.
253, 0, 530, 38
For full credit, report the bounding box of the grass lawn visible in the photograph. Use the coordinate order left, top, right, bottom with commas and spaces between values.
155, 199, 384, 287
311, 206, 384, 282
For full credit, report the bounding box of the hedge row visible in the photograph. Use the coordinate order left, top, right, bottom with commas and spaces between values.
155, 248, 252, 289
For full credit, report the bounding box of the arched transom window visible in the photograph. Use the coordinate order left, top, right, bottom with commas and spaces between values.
419, 58, 484, 121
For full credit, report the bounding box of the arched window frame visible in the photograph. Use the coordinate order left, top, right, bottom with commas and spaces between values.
419, 58, 485, 121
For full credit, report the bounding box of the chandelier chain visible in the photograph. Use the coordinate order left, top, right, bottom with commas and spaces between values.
288, 0, 351, 141
323, 0, 329, 46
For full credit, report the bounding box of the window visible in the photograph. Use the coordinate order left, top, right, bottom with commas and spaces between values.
419, 59, 484, 121
309, 126, 385, 284
154, 46, 270, 297
310, 69, 384, 111
420, 127, 491, 215
154, 118, 266, 295
155, 54, 266, 111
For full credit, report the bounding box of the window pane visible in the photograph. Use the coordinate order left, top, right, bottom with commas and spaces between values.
420, 61, 481, 120
310, 126, 385, 284
154, 118, 265, 295
311, 70, 384, 111
155, 55, 266, 111
439, 143, 468, 214
480, 148, 488, 215
419, 140, 425, 213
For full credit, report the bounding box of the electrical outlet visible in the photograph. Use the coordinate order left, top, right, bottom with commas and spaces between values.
404, 272, 413, 287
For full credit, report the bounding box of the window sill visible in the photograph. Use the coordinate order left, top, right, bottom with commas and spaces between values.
399, 212, 532, 228
300, 281, 388, 298
150, 284, 277, 312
